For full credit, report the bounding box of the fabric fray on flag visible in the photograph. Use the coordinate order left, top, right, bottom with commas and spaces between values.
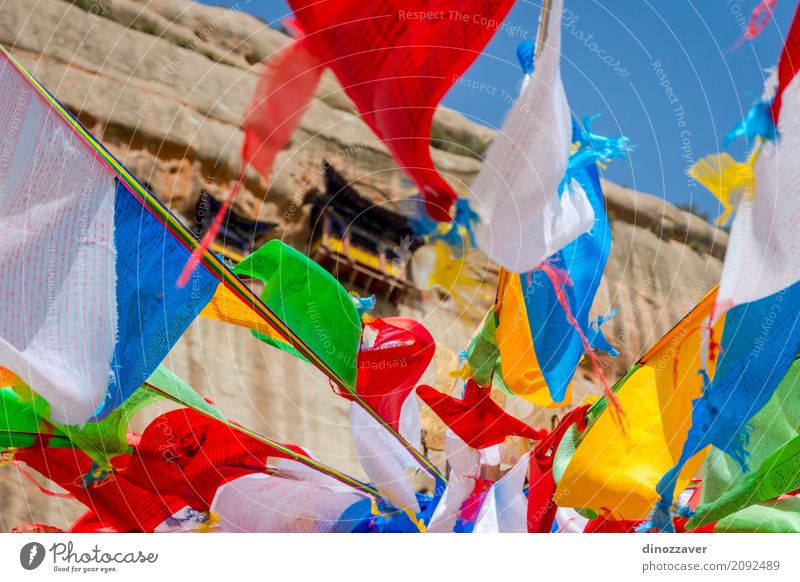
568, 114, 630, 170
494, 117, 625, 408
651, 280, 800, 531
713, 3, 800, 312
687, 358, 800, 532
409, 198, 479, 257
740, 0, 780, 46
688, 153, 756, 227
471, 0, 596, 273
97, 179, 218, 420
692, 95, 773, 227
516, 39, 535, 75
352, 293, 377, 320
723, 99, 777, 149
556, 291, 722, 521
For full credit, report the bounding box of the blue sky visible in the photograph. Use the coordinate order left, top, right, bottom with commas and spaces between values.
205, 1, 796, 219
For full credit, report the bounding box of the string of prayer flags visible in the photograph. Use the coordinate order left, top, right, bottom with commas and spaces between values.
0, 51, 217, 424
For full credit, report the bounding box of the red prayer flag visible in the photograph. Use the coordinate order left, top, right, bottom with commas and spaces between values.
771, 1, 800, 121
353, 316, 435, 430
123, 409, 294, 510
14, 410, 297, 532
286, 0, 516, 220
178, 24, 323, 287
14, 446, 185, 533
526, 405, 588, 533
241, 31, 324, 177
416, 380, 546, 450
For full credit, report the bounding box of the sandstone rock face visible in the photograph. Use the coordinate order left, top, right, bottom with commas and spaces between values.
0, 0, 725, 530
597, 182, 724, 371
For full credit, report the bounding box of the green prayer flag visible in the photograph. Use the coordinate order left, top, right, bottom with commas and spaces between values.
688, 358, 800, 531
233, 240, 362, 388
143, 366, 225, 421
